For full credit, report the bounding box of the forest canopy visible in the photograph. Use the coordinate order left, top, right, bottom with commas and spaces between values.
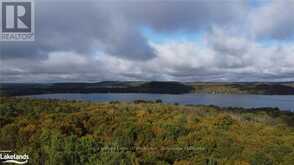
0, 97, 294, 164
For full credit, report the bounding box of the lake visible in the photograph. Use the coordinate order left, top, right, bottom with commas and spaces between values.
28, 93, 294, 111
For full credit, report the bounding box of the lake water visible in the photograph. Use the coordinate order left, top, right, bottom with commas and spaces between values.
28, 93, 294, 111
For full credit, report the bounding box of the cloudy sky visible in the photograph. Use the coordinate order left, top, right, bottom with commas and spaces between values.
1, 0, 294, 82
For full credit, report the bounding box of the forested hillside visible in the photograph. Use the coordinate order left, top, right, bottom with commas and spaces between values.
1, 97, 294, 164
2, 82, 294, 96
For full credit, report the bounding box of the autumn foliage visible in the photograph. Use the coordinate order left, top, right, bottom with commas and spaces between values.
0, 97, 294, 164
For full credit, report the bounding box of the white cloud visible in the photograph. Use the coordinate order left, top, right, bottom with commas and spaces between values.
251, 0, 294, 39
2, 0, 294, 82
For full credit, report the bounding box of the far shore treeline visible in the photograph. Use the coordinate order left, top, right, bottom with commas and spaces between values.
1, 81, 294, 96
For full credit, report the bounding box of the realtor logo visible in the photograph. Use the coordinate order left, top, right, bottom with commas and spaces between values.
0, 0, 34, 41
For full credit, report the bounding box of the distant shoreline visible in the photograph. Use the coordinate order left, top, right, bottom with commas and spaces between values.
1, 81, 294, 96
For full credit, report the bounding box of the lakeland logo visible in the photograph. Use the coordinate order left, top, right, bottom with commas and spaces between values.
0, 151, 29, 164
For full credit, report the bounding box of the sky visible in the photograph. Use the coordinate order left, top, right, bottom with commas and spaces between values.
1, 0, 294, 82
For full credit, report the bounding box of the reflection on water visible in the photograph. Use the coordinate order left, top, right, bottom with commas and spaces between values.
29, 93, 294, 111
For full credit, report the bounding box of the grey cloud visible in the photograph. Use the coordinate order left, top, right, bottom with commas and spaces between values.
1, 0, 248, 60
251, 1, 294, 40
2, 0, 294, 82
116, 0, 248, 32
1, 1, 156, 61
